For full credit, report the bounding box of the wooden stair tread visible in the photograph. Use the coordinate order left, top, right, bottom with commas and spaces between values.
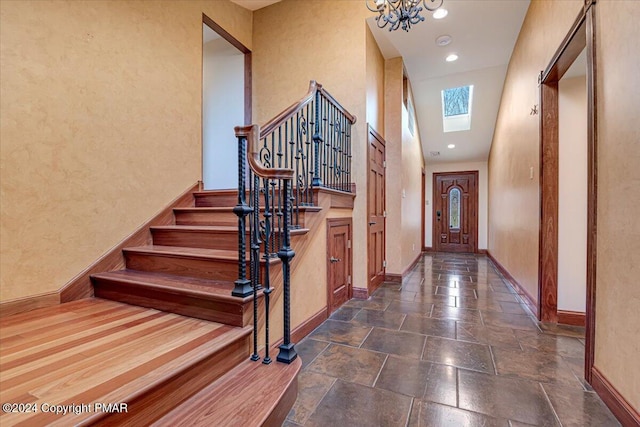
151, 224, 310, 235
173, 206, 322, 213
0, 299, 252, 426
123, 245, 280, 263
91, 270, 253, 303
154, 356, 302, 427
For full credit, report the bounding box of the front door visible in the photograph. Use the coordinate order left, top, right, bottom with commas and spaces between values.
327, 218, 352, 314
433, 171, 478, 253
367, 127, 386, 292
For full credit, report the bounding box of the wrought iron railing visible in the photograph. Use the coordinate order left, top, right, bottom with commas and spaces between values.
232, 81, 356, 364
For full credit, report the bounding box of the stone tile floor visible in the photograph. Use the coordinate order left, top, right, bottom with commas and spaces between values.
284, 253, 620, 427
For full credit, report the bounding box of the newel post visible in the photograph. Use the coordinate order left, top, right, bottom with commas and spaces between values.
276, 178, 297, 364
312, 90, 323, 187
232, 133, 254, 298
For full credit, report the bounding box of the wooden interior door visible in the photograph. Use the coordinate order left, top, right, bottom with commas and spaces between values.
327, 218, 352, 314
367, 127, 386, 292
433, 171, 478, 253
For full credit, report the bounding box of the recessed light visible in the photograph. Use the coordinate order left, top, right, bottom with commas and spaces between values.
433, 8, 448, 19
435, 35, 452, 47
446, 54, 458, 62
448, 144, 456, 149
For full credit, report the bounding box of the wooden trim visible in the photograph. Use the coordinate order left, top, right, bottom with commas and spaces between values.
244, 52, 252, 124
584, 2, 598, 386
591, 366, 640, 427
235, 125, 294, 180
352, 287, 369, 299
421, 170, 426, 252
291, 308, 328, 344
0, 292, 59, 319
541, 7, 587, 83
557, 310, 586, 327
202, 14, 250, 54
478, 249, 488, 255
432, 171, 479, 254
487, 251, 539, 318
422, 246, 433, 252
60, 182, 200, 303
384, 273, 402, 283
312, 186, 356, 209
538, 81, 560, 323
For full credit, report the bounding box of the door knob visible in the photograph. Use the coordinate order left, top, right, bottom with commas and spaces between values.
369, 221, 377, 226
330, 256, 341, 263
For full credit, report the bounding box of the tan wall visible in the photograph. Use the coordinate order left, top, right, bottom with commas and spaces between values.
253, 0, 369, 290
366, 26, 385, 137
487, 0, 583, 301
384, 58, 404, 273
400, 91, 424, 270
0, 0, 252, 301
593, 0, 640, 411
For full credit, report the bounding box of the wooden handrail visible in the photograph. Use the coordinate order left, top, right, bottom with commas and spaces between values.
259, 81, 357, 138
234, 125, 294, 180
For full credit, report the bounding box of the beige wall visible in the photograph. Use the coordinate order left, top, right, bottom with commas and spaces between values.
366, 26, 385, 137
253, 0, 370, 290
487, 0, 583, 302
384, 58, 404, 273
425, 161, 488, 250
400, 92, 424, 270
0, 0, 252, 301
593, 0, 640, 411
558, 75, 587, 313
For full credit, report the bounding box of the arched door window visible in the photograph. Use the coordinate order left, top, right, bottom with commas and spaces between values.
449, 188, 461, 229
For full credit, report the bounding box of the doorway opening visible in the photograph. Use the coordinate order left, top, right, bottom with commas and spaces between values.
538, 1, 597, 382
367, 126, 386, 295
202, 15, 251, 190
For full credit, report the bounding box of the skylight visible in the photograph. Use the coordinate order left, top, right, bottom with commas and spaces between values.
442, 85, 473, 132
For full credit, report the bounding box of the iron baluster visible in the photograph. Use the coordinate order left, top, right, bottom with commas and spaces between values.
250, 171, 261, 361
261, 177, 273, 364
232, 135, 254, 298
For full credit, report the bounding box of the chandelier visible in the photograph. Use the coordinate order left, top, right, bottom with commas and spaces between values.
366, 0, 445, 32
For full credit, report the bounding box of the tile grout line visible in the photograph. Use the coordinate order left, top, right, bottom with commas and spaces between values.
371, 354, 389, 388
488, 344, 499, 375
404, 397, 415, 427
539, 381, 564, 427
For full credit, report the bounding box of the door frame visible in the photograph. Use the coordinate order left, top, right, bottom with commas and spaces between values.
367, 125, 386, 294
538, 0, 597, 382
432, 171, 479, 254
326, 218, 353, 316
202, 14, 252, 124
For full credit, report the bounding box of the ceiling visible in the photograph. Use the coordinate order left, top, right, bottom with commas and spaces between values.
230, 0, 530, 164
230, 0, 281, 11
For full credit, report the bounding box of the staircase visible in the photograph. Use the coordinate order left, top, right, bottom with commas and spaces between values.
0, 81, 356, 426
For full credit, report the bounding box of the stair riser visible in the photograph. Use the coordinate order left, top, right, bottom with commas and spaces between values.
89, 333, 250, 427
93, 280, 260, 327
174, 210, 310, 228
152, 229, 241, 251
124, 253, 272, 282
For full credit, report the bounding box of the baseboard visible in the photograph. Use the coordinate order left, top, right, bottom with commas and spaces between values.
0, 182, 201, 317
352, 287, 369, 299
486, 250, 539, 318
422, 246, 433, 252
591, 366, 640, 427
60, 182, 200, 303
0, 292, 60, 319
478, 249, 488, 255
385, 251, 423, 283
557, 310, 586, 327
291, 308, 327, 343
384, 273, 402, 283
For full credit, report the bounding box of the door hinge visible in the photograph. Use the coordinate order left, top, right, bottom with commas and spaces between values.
383, 160, 386, 168
348, 275, 351, 284
383, 260, 387, 268
383, 211, 387, 218
347, 240, 351, 249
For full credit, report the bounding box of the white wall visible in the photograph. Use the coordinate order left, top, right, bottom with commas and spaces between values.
558, 75, 587, 312
202, 27, 245, 190
424, 161, 488, 250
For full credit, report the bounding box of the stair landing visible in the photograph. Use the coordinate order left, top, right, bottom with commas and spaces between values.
0, 298, 251, 426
